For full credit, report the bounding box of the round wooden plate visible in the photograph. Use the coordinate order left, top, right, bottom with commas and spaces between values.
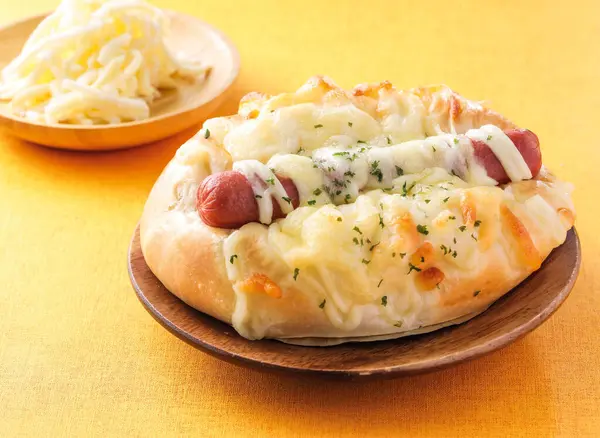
0, 11, 239, 150
128, 226, 580, 379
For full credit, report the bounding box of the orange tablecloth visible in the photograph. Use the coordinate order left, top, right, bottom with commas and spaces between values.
1, 0, 599, 436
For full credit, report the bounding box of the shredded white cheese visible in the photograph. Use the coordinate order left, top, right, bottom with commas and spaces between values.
0, 0, 209, 125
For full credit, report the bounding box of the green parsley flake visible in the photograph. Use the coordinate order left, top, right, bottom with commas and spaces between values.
314, 124, 323, 128
265, 177, 275, 185
453, 138, 459, 145
416, 224, 429, 235
387, 136, 392, 145
337, 217, 343, 222
353, 226, 362, 235
400, 252, 406, 259
474, 220, 482, 227
348, 122, 353, 127
319, 299, 326, 309
313, 188, 322, 196
333, 151, 349, 157
204, 129, 210, 139
471, 234, 478, 241
473, 290, 481, 297
307, 199, 316, 206
293, 268, 300, 281
425, 199, 431, 204
353, 237, 359, 245
381, 294, 387, 305
379, 214, 385, 229
452, 251, 457, 258
395, 165, 404, 177
297, 147, 305, 154
394, 321, 403, 328
459, 225, 467, 232
407, 263, 422, 274
392, 252, 396, 258
369, 243, 379, 252
453, 237, 457, 244
362, 259, 371, 265
282, 196, 292, 204
255, 195, 262, 199
487, 135, 492, 141
432, 145, 437, 152
229, 254, 238, 264
443, 197, 450, 203
448, 216, 456, 220
370, 161, 383, 183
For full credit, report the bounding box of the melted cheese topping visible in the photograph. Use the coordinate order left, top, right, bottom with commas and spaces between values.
175, 78, 573, 340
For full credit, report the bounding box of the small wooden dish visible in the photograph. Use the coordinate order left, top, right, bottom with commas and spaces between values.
0, 11, 239, 150
128, 226, 580, 379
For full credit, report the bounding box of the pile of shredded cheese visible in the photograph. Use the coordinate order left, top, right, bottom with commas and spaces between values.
0, 0, 209, 125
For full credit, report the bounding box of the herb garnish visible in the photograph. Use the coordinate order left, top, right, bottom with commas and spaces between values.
370, 161, 383, 182
308, 200, 316, 205
473, 290, 481, 297
381, 294, 387, 305
362, 259, 371, 265
293, 268, 300, 281
265, 177, 275, 185
319, 299, 326, 309
443, 197, 449, 203
395, 165, 404, 177
416, 224, 429, 235
229, 255, 238, 264
313, 188, 322, 196
314, 124, 323, 128
474, 220, 482, 227
353, 226, 362, 234
204, 129, 210, 139
407, 263, 422, 274
282, 196, 292, 204
459, 225, 467, 232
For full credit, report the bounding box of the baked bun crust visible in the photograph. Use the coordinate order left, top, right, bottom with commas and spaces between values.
140, 77, 575, 342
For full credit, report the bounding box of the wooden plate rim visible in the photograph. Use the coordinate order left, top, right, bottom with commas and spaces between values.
127, 226, 581, 378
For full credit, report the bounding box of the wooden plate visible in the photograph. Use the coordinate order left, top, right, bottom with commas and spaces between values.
0, 11, 239, 150
128, 226, 580, 379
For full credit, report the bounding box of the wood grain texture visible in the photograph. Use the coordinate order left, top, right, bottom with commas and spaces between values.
0, 11, 239, 150
127, 225, 581, 379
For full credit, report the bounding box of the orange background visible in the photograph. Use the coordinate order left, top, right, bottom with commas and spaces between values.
1, 0, 599, 436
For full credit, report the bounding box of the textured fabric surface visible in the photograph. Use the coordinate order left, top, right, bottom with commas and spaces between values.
1, 0, 599, 436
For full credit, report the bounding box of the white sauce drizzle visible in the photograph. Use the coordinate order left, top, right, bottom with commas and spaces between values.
466, 124, 532, 182
233, 160, 293, 224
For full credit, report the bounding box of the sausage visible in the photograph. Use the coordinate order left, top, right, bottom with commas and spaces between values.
197, 129, 542, 228
197, 171, 300, 229
472, 129, 542, 184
